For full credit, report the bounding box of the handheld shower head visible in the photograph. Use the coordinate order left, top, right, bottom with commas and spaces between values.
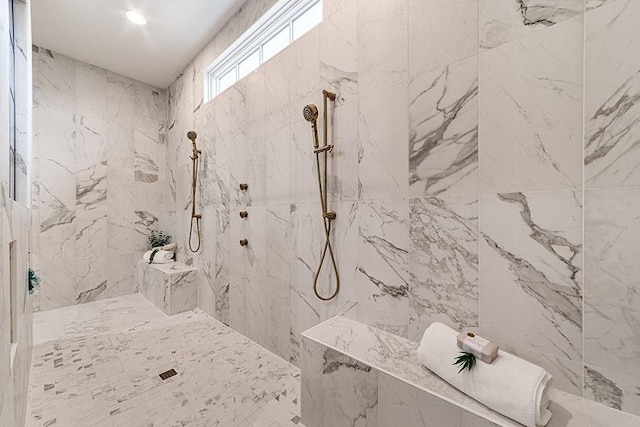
187, 131, 201, 159
303, 104, 318, 122
303, 104, 320, 148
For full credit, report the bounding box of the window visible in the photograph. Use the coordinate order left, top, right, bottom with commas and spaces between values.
205, 0, 322, 101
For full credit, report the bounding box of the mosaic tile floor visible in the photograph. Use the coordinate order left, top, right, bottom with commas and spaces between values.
27, 295, 302, 427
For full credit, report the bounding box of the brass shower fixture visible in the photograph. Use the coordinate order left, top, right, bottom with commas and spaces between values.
187, 131, 202, 252
303, 89, 339, 301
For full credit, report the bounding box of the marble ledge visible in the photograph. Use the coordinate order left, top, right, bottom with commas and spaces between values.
147, 261, 198, 275
301, 315, 640, 427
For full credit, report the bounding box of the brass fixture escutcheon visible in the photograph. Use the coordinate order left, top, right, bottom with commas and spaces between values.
239, 183, 248, 191
239, 239, 248, 247
239, 211, 248, 219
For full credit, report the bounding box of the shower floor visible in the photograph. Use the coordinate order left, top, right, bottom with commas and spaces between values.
27, 294, 302, 427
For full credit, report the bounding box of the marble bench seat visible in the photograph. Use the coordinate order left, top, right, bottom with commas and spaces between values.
300, 308, 640, 427
136, 261, 198, 316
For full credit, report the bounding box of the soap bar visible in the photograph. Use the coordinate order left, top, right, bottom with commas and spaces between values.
456, 332, 499, 364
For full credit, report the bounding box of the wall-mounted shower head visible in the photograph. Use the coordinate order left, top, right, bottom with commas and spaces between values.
303, 104, 320, 149
303, 104, 318, 123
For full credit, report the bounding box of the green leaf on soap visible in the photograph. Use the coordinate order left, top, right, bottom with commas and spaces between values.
453, 351, 476, 374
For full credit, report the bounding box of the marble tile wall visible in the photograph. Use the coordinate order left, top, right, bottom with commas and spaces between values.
1, 0, 33, 426
164, 0, 640, 418
31, 47, 168, 312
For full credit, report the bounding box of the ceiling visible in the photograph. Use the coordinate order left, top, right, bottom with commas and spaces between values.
31, 0, 248, 89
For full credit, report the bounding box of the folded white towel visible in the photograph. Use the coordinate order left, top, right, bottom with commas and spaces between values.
418, 322, 553, 427
143, 250, 175, 264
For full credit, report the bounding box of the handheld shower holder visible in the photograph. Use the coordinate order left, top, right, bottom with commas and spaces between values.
314, 145, 334, 154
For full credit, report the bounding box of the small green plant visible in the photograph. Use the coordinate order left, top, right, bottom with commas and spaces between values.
28, 268, 40, 294
148, 230, 171, 248
453, 352, 476, 374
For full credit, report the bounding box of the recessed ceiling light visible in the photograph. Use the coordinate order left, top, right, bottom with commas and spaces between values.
126, 10, 147, 25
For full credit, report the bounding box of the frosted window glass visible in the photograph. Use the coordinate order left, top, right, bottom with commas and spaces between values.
293, 1, 321, 40
239, 49, 260, 79
218, 67, 237, 93
262, 26, 290, 62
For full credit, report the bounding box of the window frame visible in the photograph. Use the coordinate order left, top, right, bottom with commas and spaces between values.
205, 0, 322, 101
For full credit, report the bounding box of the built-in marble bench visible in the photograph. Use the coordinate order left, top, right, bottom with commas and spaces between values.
300, 307, 640, 427
136, 261, 198, 316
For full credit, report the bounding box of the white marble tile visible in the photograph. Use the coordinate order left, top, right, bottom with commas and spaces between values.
356, 198, 410, 315
479, 15, 583, 193
230, 205, 267, 276
244, 274, 291, 360
289, 118, 318, 205
587, 0, 617, 10
287, 30, 321, 125
409, 56, 478, 197
584, 186, 640, 415
321, 348, 378, 427
584, 0, 640, 187
408, 0, 478, 79
409, 195, 478, 339
479, 0, 583, 50
358, 0, 407, 94
74, 212, 108, 304
265, 127, 290, 206
303, 316, 406, 367
320, 0, 358, 103
378, 371, 463, 427
479, 191, 582, 360
358, 85, 409, 200
339, 299, 409, 339
75, 115, 107, 212
32, 48, 75, 113
585, 398, 640, 427
75, 61, 107, 119
133, 126, 160, 184
325, 101, 359, 203
264, 50, 291, 134
169, 269, 198, 315
266, 205, 291, 281
584, 364, 640, 417
300, 336, 324, 427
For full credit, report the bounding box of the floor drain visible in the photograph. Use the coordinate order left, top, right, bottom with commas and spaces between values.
159, 369, 178, 380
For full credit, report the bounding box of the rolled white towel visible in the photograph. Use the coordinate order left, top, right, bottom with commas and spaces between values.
418, 322, 553, 427
143, 249, 175, 264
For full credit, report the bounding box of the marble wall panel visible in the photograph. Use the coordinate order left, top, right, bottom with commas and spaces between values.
479, 191, 583, 361
409, 56, 478, 198
408, 195, 478, 340
584, 0, 640, 187
584, 187, 640, 415
33, 48, 167, 311
479, 0, 583, 50
479, 15, 583, 193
